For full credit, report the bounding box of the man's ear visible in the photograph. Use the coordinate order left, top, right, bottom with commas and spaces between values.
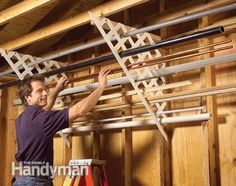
25, 95, 31, 103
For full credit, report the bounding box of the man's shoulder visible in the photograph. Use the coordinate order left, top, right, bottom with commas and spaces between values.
16, 110, 24, 121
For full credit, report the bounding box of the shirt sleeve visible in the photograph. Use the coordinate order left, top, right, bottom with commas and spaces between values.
38, 108, 69, 138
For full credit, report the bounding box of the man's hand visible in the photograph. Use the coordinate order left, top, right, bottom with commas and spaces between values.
98, 69, 111, 88
55, 77, 69, 92
69, 68, 111, 121
43, 77, 69, 111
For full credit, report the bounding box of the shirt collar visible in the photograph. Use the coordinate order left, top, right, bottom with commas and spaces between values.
25, 105, 42, 111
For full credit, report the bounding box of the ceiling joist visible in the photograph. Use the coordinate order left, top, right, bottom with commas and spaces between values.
0, 0, 148, 51
0, 0, 57, 26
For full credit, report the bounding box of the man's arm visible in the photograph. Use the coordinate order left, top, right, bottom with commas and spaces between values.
43, 77, 69, 111
68, 69, 110, 122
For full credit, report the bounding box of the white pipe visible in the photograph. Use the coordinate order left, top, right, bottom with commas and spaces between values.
81, 86, 236, 112
137, 52, 236, 81
12, 75, 136, 105
151, 87, 236, 103
13, 79, 190, 106
74, 106, 205, 124
59, 75, 138, 96
60, 113, 211, 134
96, 80, 191, 101
54, 53, 236, 93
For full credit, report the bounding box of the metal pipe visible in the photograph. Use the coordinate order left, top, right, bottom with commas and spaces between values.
130, 45, 232, 69
0, 38, 110, 77
61, 113, 211, 134
45, 39, 232, 85
121, 26, 224, 57
0, 26, 224, 88
57, 85, 236, 113
56, 52, 236, 95
71, 85, 236, 113
0, 54, 114, 88
94, 86, 236, 111
12, 52, 236, 106
122, 2, 236, 37
129, 39, 232, 66
12, 75, 137, 105
136, 52, 236, 82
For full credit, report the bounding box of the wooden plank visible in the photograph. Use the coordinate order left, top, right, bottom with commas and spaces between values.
133, 130, 160, 185
158, 0, 172, 185
122, 128, 132, 186
88, 38, 101, 185
90, 37, 101, 160
0, 0, 57, 25
0, 87, 7, 186
159, 130, 172, 186
216, 52, 236, 186
121, 10, 133, 184
100, 132, 123, 186
199, 15, 220, 186
0, 0, 148, 50
22, 0, 104, 56
172, 125, 207, 185
0, 0, 60, 45
0, 86, 18, 186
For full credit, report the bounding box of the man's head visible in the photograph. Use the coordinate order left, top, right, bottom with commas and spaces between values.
19, 74, 47, 107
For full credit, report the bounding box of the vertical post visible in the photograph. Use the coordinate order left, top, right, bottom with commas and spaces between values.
0, 86, 6, 186
90, 31, 101, 160
199, 14, 220, 186
159, 1, 171, 185
122, 9, 133, 186
64, 54, 73, 165
1, 86, 18, 186
90, 30, 101, 185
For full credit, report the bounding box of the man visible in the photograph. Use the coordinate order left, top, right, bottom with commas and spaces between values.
13, 69, 110, 186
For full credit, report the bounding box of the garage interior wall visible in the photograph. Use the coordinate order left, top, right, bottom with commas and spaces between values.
0, 0, 236, 185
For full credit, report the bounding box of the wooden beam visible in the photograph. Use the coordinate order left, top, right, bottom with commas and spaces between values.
199, 15, 220, 186
1, 86, 18, 185
159, 0, 171, 185
0, 0, 57, 25
0, 0, 148, 50
90, 37, 101, 160
21, 0, 81, 55
0, 87, 5, 186
122, 10, 132, 186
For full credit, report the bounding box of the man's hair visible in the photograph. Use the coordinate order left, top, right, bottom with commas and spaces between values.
19, 74, 45, 105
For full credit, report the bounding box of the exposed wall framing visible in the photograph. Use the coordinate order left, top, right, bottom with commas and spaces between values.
0, 0, 235, 186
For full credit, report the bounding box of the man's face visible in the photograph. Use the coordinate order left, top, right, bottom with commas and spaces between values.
25, 80, 47, 107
